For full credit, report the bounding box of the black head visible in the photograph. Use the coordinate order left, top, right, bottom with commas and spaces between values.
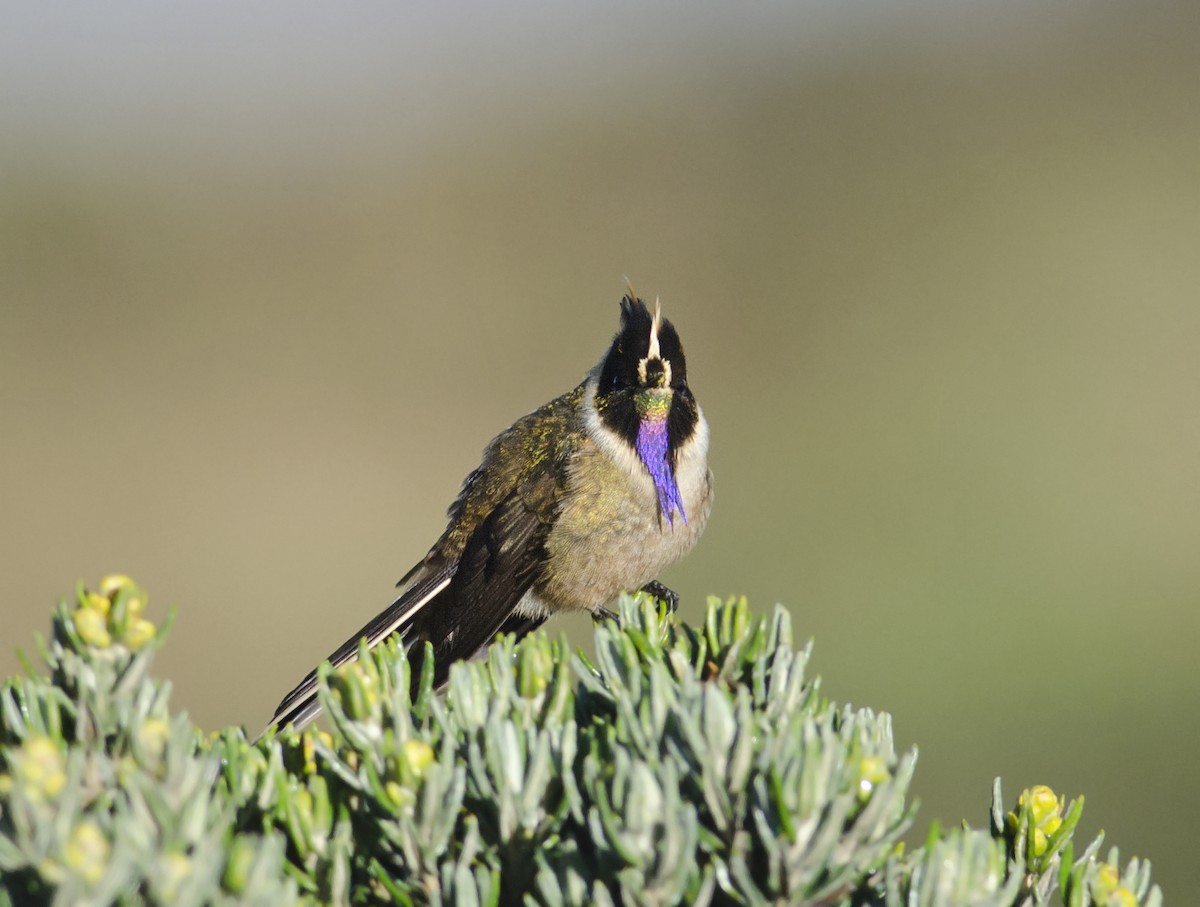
595, 293, 698, 457
598, 294, 688, 393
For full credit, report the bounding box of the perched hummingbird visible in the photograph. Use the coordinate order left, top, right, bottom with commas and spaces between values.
268, 291, 712, 731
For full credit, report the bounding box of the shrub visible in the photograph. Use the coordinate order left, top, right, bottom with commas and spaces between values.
0, 578, 1162, 906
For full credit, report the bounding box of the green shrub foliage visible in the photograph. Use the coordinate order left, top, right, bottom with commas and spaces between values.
0, 579, 1163, 906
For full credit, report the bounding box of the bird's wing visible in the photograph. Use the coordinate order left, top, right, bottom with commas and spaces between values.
414, 468, 558, 688
265, 468, 560, 735
265, 562, 454, 733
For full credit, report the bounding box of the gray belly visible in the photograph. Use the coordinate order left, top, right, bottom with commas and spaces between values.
535, 440, 712, 613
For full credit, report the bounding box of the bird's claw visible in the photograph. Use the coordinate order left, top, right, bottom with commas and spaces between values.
639, 580, 679, 613
593, 582, 679, 625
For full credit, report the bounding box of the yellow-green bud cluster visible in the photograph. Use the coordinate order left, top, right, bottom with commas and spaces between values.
856, 755, 891, 802
280, 728, 336, 776
1001, 782, 1090, 879
71, 574, 157, 652
0, 735, 67, 802
517, 637, 553, 698
330, 655, 384, 723
384, 739, 436, 812
1005, 784, 1063, 858
63, 821, 110, 885
1088, 862, 1140, 907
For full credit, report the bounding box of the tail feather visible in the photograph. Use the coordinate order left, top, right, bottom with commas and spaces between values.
263, 479, 558, 737
264, 568, 452, 735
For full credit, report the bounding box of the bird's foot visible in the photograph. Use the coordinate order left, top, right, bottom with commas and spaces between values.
639, 580, 679, 613
592, 582, 679, 624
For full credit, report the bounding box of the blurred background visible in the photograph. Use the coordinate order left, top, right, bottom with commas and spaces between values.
2, 0, 1196, 895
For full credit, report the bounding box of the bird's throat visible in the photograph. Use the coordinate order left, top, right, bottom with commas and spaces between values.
635, 414, 687, 526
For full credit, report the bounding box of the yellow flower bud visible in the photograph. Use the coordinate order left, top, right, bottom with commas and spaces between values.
1093, 863, 1120, 894
517, 642, 551, 698
402, 740, 435, 778
85, 592, 111, 615
157, 853, 192, 900
1109, 887, 1138, 907
137, 718, 171, 760
65, 821, 109, 885
73, 607, 112, 648
1021, 785, 1060, 824
857, 755, 890, 799
18, 736, 67, 800
123, 618, 156, 650
300, 733, 318, 775
99, 574, 135, 596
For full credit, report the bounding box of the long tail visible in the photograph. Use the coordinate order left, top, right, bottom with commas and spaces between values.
264, 569, 453, 734
262, 574, 548, 736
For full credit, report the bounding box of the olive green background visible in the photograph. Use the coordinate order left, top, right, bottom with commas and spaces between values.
2, 2, 1196, 897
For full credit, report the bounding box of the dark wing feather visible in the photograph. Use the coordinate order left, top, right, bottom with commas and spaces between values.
413, 475, 555, 689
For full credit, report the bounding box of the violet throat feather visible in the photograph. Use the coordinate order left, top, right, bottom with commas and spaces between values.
634, 393, 686, 525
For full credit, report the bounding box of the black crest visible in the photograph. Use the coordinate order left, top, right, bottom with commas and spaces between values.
597, 294, 688, 395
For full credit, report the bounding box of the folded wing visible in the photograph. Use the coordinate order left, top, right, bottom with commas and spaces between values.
265, 475, 556, 734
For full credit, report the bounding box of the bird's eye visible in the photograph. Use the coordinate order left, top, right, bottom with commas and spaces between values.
609, 373, 626, 391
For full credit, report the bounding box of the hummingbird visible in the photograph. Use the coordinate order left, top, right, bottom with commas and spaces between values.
267, 290, 712, 731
